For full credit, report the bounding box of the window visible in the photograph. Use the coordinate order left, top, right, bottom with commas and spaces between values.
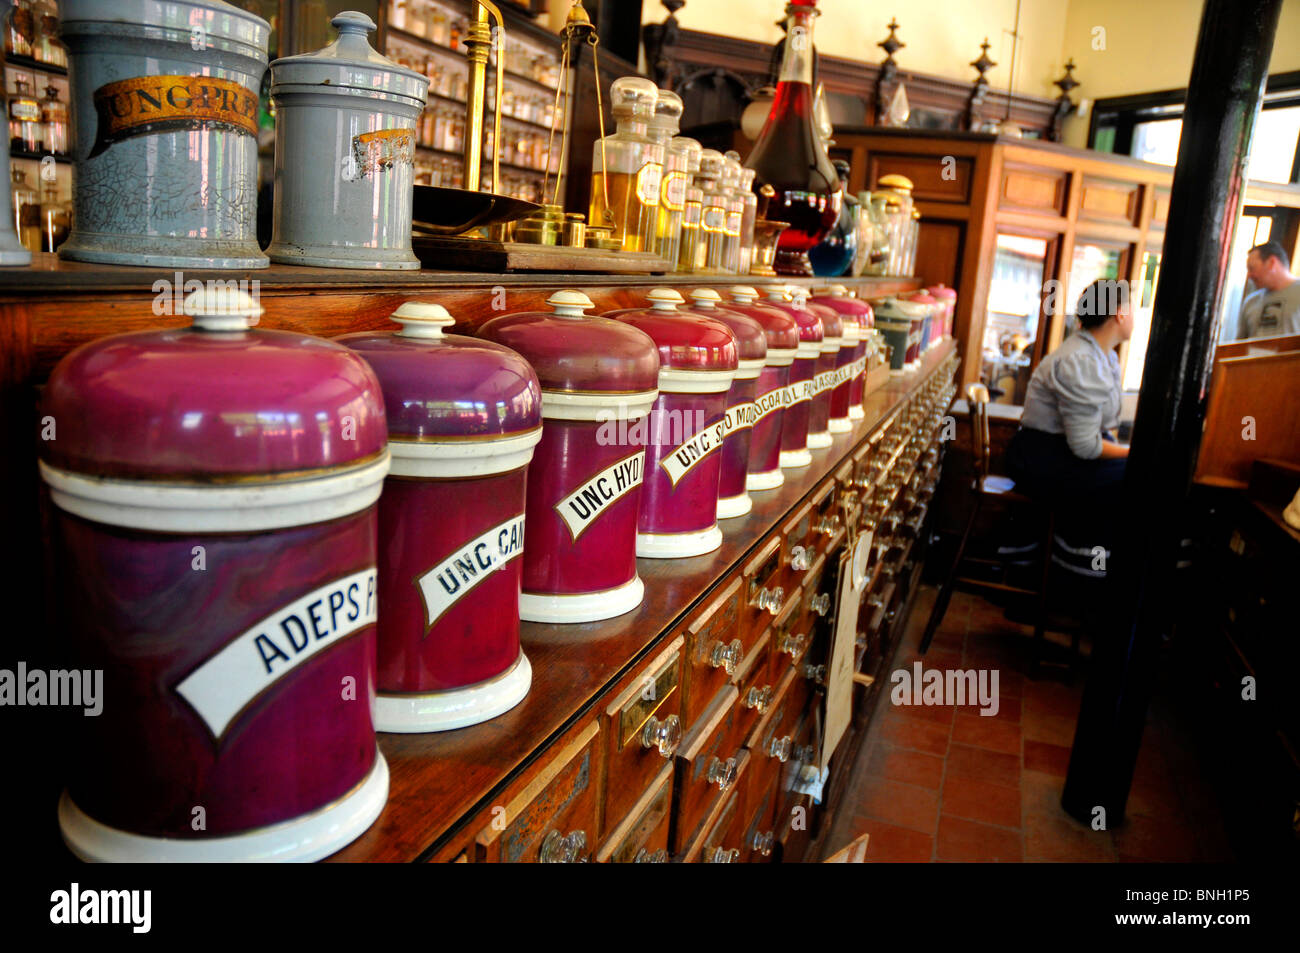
1121, 250, 1161, 392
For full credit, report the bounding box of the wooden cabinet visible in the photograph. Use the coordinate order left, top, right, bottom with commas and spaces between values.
0, 260, 954, 863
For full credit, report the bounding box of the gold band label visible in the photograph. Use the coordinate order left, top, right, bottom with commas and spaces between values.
352, 128, 415, 179
90, 75, 258, 157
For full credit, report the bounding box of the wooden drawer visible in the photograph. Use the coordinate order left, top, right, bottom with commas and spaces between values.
672, 684, 743, 853
681, 577, 744, 731
741, 762, 780, 863
474, 720, 602, 863
774, 714, 821, 845
808, 478, 845, 556
731, 630, 774, 755
767, 587, 811, 680
743, 533, 789, 642
681, 759, 749, 863
747, 667, 807, 772
595, 763, 674, 864
599, 635, 685, 837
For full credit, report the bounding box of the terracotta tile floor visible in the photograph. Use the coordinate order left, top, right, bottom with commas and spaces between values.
823, 585, 1233, 863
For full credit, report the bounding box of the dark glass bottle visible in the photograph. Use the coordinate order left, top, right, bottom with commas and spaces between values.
809, 159, 858, 277
744, 0, 840, 277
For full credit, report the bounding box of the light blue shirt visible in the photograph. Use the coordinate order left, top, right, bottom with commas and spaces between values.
1018, 329, 1121, 460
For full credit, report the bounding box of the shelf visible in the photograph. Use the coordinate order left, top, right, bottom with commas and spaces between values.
415, 143, 551, 178
2, 53, 68, 76
386, 26, 559, 94
425, 89, 557, 135
10, 149, 71, 164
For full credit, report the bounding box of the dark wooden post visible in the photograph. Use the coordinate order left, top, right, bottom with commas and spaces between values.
1061, 0, 1283, 825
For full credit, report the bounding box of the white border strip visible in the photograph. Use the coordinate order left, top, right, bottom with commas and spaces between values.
657, 367, 736, 395
795, 341, 823, 359
541, 389, 659, 422
734, 358, 766, 381
765, 347, 797, 368
40, 453, 391, 534
58, 750, 388, 863
388, 428, 542, 478
374, 653, 531, 733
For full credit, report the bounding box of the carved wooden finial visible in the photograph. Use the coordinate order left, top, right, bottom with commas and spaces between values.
878, 18, 905, 67
970, 38, 996, 85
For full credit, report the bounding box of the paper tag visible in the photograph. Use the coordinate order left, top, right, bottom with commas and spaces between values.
821, 534, 870, 770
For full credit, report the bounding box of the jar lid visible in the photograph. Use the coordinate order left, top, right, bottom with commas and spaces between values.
611, 76, 658, 120
62, 0, 270, 52
612, 305, 739, 393
873, 297, 930, 318
907, 291, 938, 304
722, 288, 801, 357
40, 287, 388, 482
926, 284, 957, 299
270, 11, 428, 103
338, 301, 542, 447
477, 290, 661, 403
682, 289, 768, 368
877, 173, 914, 191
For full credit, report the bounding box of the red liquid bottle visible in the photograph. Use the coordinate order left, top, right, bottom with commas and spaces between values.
744, 0, 840, 277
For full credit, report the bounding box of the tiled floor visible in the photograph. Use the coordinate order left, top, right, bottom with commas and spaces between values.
822, 585, 1234, 863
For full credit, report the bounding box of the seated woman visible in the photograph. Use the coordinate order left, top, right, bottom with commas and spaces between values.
1005, 278, 1133, 576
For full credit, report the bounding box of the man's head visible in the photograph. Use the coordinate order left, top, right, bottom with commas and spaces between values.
1075, 278, 1134, 342
1246, 241, 1293, 291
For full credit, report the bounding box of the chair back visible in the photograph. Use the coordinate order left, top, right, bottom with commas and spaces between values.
966, 382, 991, 484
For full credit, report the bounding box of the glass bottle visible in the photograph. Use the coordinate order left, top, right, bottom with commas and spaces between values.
864, 193, 891, 276
737, 166, 759, 276
675, 138, 703, 274
11, 167, 40, 253
850, 198, 873, 277
9, 76, 42, 154
588, 77, 662, 253
743, 0, 840, 276
698, 149, 729, 273
808, 159, 857, 277
650, 89, 686, 265
40, 84, 67, 155
722, 151, 745, 274
32, 0, 64, 67
39, 179, 70, 253
5, 0, 33, 59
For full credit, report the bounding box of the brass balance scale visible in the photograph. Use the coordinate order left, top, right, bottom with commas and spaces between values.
410, 0, 669, 272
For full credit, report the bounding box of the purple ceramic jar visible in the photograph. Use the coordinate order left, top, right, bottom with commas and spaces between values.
478, 291, 659, 623
39, 287, 390, 862
810, 284, 874, 425
758, 286, 823, 469
792, 288, 844, 450
723, 286, 801, 491
678, 288, 767, 519
609, 289, 739, 558
339, 303, 542, 732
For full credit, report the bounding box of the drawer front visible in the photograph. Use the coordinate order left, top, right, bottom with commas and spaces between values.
689, 782, 747, 864
474, 720, 602, 863
731, 631, 774, 755
767, 589, 811, 681
673, 684, 743, 853
741, 768, 780, 863
596, 763, 674, 864
775, 714, 820, 842
600, 636, 685, 836
781, 500, 814, 590
808, 478, 844, 556
681, 577, 744, 730
743, 533, 788, 643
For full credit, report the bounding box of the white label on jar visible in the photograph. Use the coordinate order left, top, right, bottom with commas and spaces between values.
416, 514, 526, 630
556, 450, 645, 541
175, 568, 378, 740
662, 171, 688, 211
722, 401, 757, 434
850, 356, 867, 378
777, 381, 813, 407
702, 205, 726, 232
660, 418, 727, 487
753, 386, 786, 422
684, 201, 701, 227
637, 162, 663, 207
814, 365, 855, 394
726, 210, 743, 237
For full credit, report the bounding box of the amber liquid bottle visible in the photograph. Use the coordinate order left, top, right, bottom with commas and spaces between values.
744, 0, 840, 276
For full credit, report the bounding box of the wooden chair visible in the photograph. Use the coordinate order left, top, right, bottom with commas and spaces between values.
918, 384, 1059, 670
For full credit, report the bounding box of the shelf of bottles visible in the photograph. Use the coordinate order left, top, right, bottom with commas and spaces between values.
384, 0, 565, 203
4, 0, 72, 254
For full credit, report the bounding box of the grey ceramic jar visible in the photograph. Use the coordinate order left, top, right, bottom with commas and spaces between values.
58, 0, 271, 268
267, 12, 429, 270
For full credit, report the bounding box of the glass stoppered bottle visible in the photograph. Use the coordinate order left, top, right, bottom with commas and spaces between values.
737, 165, 759, 275
723, 151, 747, 274
589, 77, 663, 253
675, 138, 704, 273
698, 149, 729, 273
743, 0, 841, 275
651, 89, 687, 265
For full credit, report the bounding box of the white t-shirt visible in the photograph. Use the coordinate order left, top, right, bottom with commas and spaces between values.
1237, 279, 1300, 340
